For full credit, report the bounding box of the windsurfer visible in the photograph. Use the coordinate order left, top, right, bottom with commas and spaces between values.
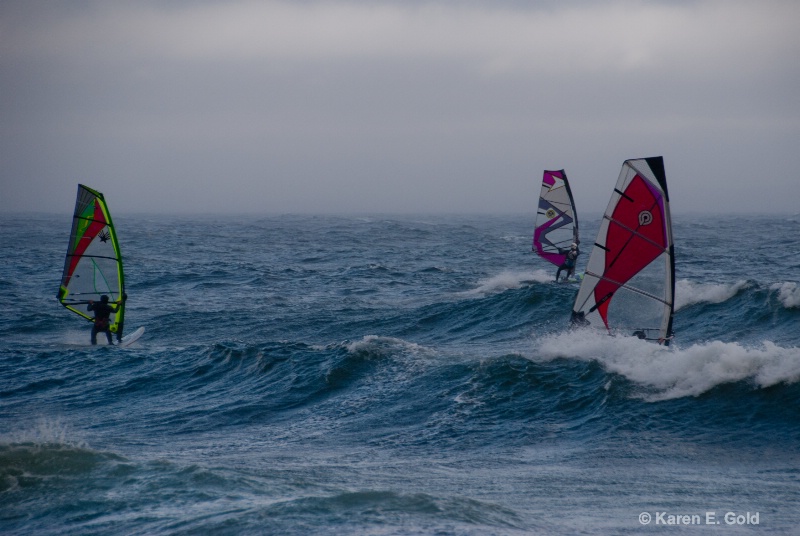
87, 295, 121, 345
556, 243, 579, 282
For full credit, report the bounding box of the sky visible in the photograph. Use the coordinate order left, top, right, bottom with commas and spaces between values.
1, 0, 799, 215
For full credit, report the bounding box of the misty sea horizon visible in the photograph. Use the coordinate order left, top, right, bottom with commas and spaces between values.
13, 209, 800, 220
2, 212, 799, 534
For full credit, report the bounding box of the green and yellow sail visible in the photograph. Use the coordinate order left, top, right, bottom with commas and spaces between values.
57, 185, 125, 333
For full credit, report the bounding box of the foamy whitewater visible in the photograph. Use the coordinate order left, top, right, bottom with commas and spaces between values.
1, 213, 798, 534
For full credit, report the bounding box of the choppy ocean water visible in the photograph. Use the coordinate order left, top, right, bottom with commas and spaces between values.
1, 212, 799, 535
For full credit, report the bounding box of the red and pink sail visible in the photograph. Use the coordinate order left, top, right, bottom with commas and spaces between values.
571, 157, 675, 344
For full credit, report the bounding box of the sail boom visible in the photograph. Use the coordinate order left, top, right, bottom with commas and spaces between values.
582, 271, 673, 306
65, 254, 122, 262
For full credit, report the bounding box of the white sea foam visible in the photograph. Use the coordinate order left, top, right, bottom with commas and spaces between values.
771, 282, 800, 309
674, 279, 749, 311
535, 330, 800, 401
346, 334, 430, 356
465, 269, 553, 296
1, 416, 88, 448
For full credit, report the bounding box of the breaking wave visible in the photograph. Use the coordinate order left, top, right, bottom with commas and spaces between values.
464, 269, 553, 296
674, 279, 750, 311
534, 329, 800, 401
771, 282, 800, 309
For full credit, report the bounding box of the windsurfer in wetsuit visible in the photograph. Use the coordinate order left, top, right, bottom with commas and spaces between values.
87, 294, 121, 345
556, 242, 579, 282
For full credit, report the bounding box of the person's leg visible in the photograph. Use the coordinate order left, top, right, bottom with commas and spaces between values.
91, 326, 98, 345
105, 329, 114, 345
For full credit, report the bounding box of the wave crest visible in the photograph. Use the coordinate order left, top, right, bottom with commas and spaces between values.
674, 279, 749, 311
535, 330, 800, 401
345, 335, 431, 357
464, 270, 553, 296
771, 282, 800, 309
0, 417, 88, 449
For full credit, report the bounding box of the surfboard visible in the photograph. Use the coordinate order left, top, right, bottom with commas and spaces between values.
119, 326, 145, 348
560, 272, 584, 283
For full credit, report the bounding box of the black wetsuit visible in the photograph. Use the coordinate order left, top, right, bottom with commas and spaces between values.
556, 248, 579, 282
87, 300, 119, 345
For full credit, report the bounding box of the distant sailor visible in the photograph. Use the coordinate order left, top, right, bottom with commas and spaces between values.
556, 242, 580, 282
87, 295, 121, 345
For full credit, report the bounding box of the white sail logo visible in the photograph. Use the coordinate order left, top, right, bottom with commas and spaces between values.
639, 210, 653, 226
546, 208, 557, 219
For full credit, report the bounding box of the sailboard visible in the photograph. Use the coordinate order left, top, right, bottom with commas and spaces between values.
570, 157, 675, 344
119, 326, 145, 348
57, 185, 127, 339
533, 170, 580, 268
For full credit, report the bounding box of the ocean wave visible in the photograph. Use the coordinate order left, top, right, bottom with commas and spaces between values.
0, 416, 88, 449
0, 443, 119, 494
346, 335, 433, 358
464, 270, 553, 296
771, 282, 800, 309
140, 337, 439, 428
338, 335, 440, 392
535, 330, 800, 401
0, 417, 105, 493
674, 279, 750, 311
262, 490, 525, 531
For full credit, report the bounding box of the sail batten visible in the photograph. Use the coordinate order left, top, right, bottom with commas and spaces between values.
571, 157, 674, 344
533, 170, 579, 267
58, 185, 125, 333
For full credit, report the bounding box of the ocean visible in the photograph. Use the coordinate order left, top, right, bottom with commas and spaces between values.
1, 212, 799, 535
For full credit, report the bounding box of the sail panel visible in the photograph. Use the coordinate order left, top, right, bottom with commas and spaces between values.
58, 185, 125, 332
533, 170, 579, 267
572, 157, 674, 343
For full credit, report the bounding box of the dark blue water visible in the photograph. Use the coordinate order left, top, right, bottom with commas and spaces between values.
2, 213, 799, 534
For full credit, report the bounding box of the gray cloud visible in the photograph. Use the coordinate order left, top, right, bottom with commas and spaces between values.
1, 0, 798, 215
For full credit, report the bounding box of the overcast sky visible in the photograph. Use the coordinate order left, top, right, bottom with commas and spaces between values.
2, 0, 798, 215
